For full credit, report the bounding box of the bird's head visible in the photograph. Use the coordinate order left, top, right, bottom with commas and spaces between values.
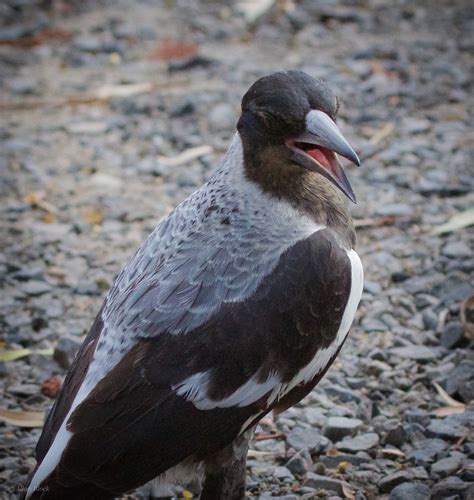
237, 70, 360, 203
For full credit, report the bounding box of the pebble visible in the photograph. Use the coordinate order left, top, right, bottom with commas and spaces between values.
286, 428, 329, 454
335, 433, 379, 452
53, 337, 82, 369
431, 476, 469, 499
379, 470, 414, 493
430, 456, 461, 479
302, 472, 344, 496
440, 321, 466, 349
389, 482, 431, 500
442, 241, 472, 258
285, 449, 312, 475
323, 417, 363, 442
389, 345, 439, 361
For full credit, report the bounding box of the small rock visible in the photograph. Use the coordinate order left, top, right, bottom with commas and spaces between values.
405, 408, 430, 427
426, 419, 468, 440
67, 121, 108, 135
440, 321, 465, 349
286, 449, 312, 475
335, 433, 379, 452
303, 472, 344, 496
208, 103, 237, 133
273, 466, 294, 480
8, 76, 37, 95
323, 417, 363, 442
379, 470, 414, 493
442, 241, 472, 258
286, 428, 329, 454
53, 336, 83, 369
430, 456, 461, 479
390, 345, 439, 361
21, 280, 51, 296
431, 476, 469, 499
407, 438, 447, 467
385, 423, 406, 447
375, 203, 413, 217
389, 482, 431, 500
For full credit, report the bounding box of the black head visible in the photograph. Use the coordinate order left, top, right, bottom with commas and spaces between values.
237, 71, 360, 203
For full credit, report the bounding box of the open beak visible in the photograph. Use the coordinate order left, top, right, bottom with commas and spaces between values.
286, 110, 360, 203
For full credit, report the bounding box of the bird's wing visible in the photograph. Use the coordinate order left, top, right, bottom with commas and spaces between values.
29, 229, 361, 497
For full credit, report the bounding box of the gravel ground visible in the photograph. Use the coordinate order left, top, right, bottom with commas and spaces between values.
1, 1, 473, 499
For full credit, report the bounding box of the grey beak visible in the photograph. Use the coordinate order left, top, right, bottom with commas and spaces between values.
302, 110, 360, 166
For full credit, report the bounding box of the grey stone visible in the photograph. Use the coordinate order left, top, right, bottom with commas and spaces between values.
445, 360, 474, 403
442, 241, 472, 258
385, 423, 406, 447
379, 470, 414, 493
375, 203, 414, 217
286, 428, 329, 454
405, 408, 431, 427
21, 280, 51, 296
389, 482, 431, 500
431, 476, 469, 499
427, 419, 468, 440
323, 417, 363, 442
8, 76, 37, 95
208, 103, 237, 133
361, 318, 387, 332
335, 433, 379, 452
422, 308, 438, 330
390, 345, 439, 361
286, 449, 312, 475
323, 384, 361, 403
430, 456, 461, 479
273, 466, 294, 481
440, 321, 465, 349
302, 472, 344, 495
408, 438, 447, 466
53, 336, 83, 369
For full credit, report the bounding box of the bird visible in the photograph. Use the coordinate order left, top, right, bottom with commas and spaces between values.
24, 70, 363, 500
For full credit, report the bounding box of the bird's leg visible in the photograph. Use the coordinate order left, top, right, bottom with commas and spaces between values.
200, 428, 253, 500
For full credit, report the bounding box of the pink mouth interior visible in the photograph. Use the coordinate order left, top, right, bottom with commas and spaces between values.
294, 142, 337, 172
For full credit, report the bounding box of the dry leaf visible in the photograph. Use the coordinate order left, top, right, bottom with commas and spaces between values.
150, 40, 198, 61
96, 82, 153, 100
432, 406, 466, 417
432, 208, 474, 235
326, 447, 338, 457
0, 28, 73, 48
342, 481, 356, 500
369, 122, 395, 145
158, 145, 213, 167
247, 449, 283, 457
0, 347, 53, 362
0, 409, 45, 428
433, 382, 465, 408
85, 208, 103, 225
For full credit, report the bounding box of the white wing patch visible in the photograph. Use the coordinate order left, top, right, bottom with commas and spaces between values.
174, 371, 281, 410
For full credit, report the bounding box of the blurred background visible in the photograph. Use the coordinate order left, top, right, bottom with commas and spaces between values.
0, 0, 473, 498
